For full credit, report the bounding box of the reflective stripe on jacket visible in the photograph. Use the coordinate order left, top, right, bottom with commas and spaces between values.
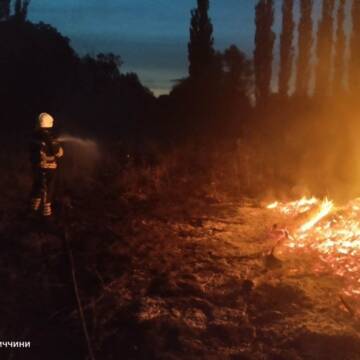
30, 130, 64, 170
39, 147, 64, 169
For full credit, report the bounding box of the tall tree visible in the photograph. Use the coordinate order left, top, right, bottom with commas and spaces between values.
14, 0, 20, 15
349, 0, 360, 93
279, 0, 295, 96
314, 0, 336, 96
223, 45, 252, 98
296, 0, 313, 96
254, 0, 275, 104
333, 0, 346, 92
0, 0, 10, 20
188, 0, 215, 79
14, 0, 30, 21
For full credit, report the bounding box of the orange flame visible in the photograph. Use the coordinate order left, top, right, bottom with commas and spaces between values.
299, 198, 333, 232
267, 197, 360, 305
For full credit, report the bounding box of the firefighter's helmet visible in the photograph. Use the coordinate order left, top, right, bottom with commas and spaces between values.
38, 112, 54, 129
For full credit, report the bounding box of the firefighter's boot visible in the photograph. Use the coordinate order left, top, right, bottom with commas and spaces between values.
31, 198, 41, 212
43, 202, 52, 217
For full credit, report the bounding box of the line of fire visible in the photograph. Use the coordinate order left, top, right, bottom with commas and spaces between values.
1, 0, 360, 359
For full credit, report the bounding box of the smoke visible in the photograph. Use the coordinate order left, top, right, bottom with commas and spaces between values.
58, 134, 100, 187
274, 98, 360, 202
242, 96, 360, 203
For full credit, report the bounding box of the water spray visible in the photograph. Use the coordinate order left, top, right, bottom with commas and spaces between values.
58, 135, 97, 149
57, 134, 100, 183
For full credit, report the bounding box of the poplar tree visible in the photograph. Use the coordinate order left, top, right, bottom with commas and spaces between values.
188, 0, 215, 79
223, 45, 252, 98
349, 0, 360, 93
254, 0, 275, 104
314, 0, 336, 96
14, 0, 30, 21
333, 0, 346, 92
279, 0, 295, 96
296, 0, 313, 96
0, 0, 10, 20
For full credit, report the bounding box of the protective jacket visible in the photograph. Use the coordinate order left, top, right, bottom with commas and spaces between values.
30, 129, 64, 169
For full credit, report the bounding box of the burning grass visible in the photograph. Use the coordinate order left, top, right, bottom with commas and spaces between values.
2, 146, 360, 359
267, 197, 360, 313
2, 185, 360, 359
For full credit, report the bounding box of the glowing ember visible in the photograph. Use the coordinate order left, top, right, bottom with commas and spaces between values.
266, 196, 318, 215
299, 198, 333, 232
267, 197, 360, 306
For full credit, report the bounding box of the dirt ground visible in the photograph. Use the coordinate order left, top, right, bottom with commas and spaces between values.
1, 183, 360, 360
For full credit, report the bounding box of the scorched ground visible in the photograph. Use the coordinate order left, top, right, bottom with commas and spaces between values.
1, 188, 360, 359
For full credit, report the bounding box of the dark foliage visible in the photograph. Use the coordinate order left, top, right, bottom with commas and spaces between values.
14, 0, 29, 21
296, 0, 313, 96
170, 40, 253, 140
0, 18, 155, 141
0, 0, 253, 145
315, 0, 335, 96
223, 45, 252, 101
333, 0, 346, 94
221, 45, 253, 128
0, 19, 77, 135
66, 54, 155, 139
188, 0, 216, 79
349, 0, 360, 93
0, 0, 10, 20
2, 0, 360, 196
254, 0, 275, 105
165, 0, 253, 141
0, 0, 28, 21
279, 0, 294, 97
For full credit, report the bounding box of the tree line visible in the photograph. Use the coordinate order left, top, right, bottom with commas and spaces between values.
0, 0, 358, 195
0, 0, 359, 143
0, 0, 155, 142
0, 0, 29, 21
182, 0, 360, 197
187, 0, 358, 105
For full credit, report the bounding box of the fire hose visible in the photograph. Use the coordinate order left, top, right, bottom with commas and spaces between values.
41, 172, 96, 360
62, 227, 96, 360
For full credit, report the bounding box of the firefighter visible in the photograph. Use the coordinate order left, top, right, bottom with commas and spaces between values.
30, 113, 64, 217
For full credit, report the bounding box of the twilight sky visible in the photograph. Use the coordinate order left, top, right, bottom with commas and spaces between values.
29, 0, 293, 96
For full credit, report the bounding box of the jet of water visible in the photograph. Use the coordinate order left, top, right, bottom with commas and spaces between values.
57, 134, 100, 183
58, 135, 97, 149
